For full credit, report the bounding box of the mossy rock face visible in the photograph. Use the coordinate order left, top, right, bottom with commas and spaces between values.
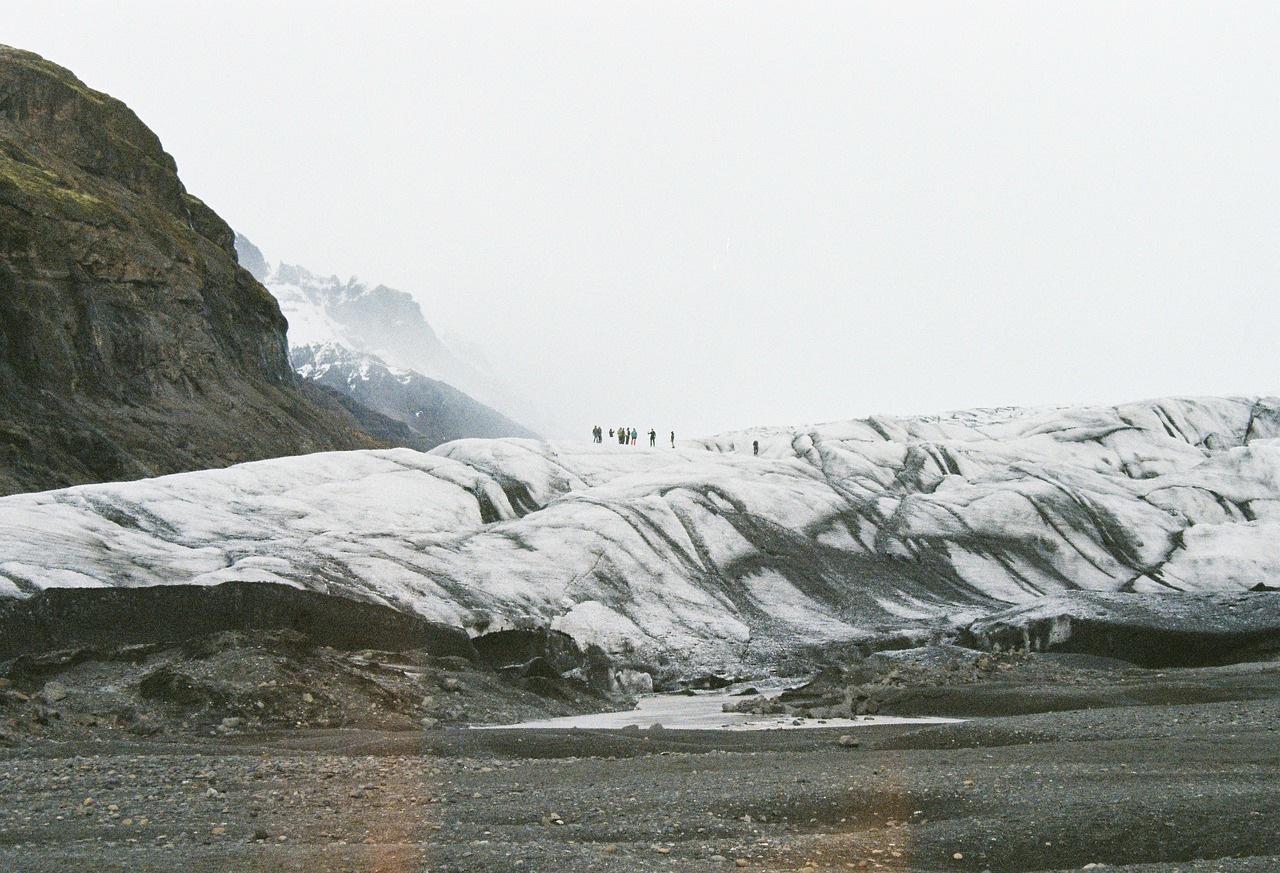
0, 45, 380, 496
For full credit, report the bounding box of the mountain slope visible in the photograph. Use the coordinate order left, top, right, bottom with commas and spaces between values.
0, 46, 379, 496
1, 396, 1277, 675
240, 238, 553, 436
293, 342, 537, 449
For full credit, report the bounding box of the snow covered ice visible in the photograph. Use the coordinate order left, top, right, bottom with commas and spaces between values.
2, 396, 1278, 673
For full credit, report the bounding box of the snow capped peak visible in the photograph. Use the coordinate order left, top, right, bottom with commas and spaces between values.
291, 342, 414, 386
263, 261, 444, 362
239, 239, 555, 436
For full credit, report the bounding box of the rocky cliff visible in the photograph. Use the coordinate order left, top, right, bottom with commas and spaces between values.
0, 46, 379, 495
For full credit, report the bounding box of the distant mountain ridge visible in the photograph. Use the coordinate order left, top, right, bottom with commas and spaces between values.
236, 235, 543, 448
0, 46, 379, 496
292, 342, 536, 449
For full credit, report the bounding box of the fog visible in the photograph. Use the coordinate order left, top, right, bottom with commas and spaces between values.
5, 1, 1277, 438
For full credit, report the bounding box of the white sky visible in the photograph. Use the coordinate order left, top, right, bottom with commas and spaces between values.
4, 1, 1277, 439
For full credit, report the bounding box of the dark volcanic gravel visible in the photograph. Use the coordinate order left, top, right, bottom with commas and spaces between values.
1, 673, 1278, 872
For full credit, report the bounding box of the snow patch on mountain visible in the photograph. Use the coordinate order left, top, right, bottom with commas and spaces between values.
236, 234, 554, 434
290, 343, 536, 448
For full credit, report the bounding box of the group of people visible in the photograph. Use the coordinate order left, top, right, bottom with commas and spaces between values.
592, 425, 674, 448
589, 426, 759, 455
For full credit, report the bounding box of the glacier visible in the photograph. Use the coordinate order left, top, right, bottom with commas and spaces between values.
2, 396, 1278, 674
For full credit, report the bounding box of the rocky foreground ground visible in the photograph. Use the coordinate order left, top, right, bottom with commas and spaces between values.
1, 645, 1277, 873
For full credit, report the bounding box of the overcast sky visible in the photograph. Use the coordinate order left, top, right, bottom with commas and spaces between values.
5, 1, 1278, 438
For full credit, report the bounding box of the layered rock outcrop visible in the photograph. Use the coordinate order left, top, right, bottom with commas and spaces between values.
0, 46, 378, 495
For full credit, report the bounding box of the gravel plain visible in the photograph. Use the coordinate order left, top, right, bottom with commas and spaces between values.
2, 661, 1278, 873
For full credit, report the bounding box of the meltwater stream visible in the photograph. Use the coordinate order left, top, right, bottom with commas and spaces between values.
477, 689, 960, 731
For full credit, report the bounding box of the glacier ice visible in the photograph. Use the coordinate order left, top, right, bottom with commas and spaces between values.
2, 396, 1278, 672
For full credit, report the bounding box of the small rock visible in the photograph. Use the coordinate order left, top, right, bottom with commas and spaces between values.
736, 860, 750, 868
655, 846, 671, 854
41, 682, 67, 703
302, 692, 314, 704
953, 852, 964, 860
838, 735, 860, 748
211, 827, 226, 835
126, 714, 161, 736
253, 828, 270, 841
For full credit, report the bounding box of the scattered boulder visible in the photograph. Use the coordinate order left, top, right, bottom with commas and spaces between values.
686, 674, 737, 691
614, 668, 654, 696
39, 681, 66, 703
